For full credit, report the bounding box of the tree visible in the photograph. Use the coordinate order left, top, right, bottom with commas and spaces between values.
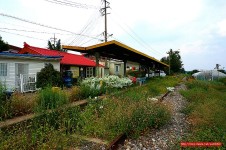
47, 39, 66, 52
36, 63, 63, 88
191, 69, 199, 74
161, 49, 183, 75
0, 36, 9, 52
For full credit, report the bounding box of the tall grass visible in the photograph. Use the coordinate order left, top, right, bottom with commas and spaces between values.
0, 76, 182, 149
180, 79, 226, 149
0, 106, 81, 149
0, 82, 12, 121
76, 76, 181, 140
35, 86, 69, 112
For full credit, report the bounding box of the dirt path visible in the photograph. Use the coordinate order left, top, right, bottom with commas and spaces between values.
118, 83, 190, 150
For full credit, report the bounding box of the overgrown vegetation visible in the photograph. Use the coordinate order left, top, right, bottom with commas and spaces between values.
80, 75, 133, 98
180, 79, 226, 149
0, 76, 182, 149
35, 86, 69, 112
0, 82, 10, 121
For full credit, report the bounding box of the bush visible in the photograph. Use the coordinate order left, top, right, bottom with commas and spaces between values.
80, 75, 132, 98
36, 63, 63, 88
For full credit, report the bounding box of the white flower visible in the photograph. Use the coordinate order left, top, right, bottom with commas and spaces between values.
166, 87, 175, 92
147, 97, 158, 102
99, 105, 103, 109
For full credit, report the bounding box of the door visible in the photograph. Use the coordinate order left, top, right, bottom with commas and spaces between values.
115, 65, 120, 75
15, 63, 29, 91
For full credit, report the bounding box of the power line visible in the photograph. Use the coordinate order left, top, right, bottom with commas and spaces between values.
67, 4, 103, 46
110, 9, 165, 56
0, 29, 47, 41
110, 15, 162, 57
44, 0, 98, 9
0, 27, 72, 35
0, 13, 102, 41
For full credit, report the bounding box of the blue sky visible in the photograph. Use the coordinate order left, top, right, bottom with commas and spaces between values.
0, 0, 226, 71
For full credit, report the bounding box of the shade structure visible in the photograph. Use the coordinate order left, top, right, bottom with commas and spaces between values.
62, 40, 169, 69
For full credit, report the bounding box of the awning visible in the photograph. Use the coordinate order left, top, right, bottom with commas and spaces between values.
62, 40, 169, 69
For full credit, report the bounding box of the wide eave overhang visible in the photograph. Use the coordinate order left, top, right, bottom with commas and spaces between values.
63, 40, 169, 68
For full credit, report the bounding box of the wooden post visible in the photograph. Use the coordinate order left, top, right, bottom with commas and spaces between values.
123, 60, 127, 77
95, 52, 100, 77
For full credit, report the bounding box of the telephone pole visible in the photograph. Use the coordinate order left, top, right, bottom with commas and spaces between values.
104, 0, 107, 42
100, 0, 110, 42
50, 33, 57, 47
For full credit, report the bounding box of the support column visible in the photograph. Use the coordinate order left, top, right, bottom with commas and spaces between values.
158, 64, 160, 77
95, 52, 100, 77
148, 66, 150, 78
123, 60, 127, 77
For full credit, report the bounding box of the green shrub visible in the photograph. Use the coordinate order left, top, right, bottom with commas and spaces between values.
80, 84, 103, 99
36, 86, 69, 112
36, 63, 63, 88
0, 82, 12, 120
0, 81, 6, 102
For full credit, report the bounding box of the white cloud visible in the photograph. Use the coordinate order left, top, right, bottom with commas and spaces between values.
218, 19, 226, 36
111, 0, 203, 30
180, 40, 207, 55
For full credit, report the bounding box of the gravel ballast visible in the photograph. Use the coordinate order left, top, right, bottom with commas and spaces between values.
118, 83, 190, 150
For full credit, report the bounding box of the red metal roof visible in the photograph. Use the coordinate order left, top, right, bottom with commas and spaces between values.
20, 42, 98, 67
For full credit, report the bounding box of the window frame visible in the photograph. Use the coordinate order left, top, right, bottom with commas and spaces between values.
0, 63, 7, 77
86, 67, 93, 78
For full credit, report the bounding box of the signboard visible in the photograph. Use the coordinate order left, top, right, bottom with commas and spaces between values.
70, 66, 80, 78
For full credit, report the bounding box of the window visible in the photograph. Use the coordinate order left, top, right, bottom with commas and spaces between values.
15, 63, 28, 76
86, 67, 93, 78
115, 65, 120, 75
0, 63, 7, 76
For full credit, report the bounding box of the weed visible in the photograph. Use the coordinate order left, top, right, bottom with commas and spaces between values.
35, 86, 69, 112
10, 92, 36, 117
181, 79, 226, 149
69, 86, 82, 102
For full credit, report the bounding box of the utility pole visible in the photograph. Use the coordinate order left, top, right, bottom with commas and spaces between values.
104, 0, 107, 42
169, 56, 170, 75
100, 0, 110, 42
50, 33, 57, 48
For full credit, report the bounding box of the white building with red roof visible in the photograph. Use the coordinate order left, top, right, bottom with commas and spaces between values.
19, 42, 101, 80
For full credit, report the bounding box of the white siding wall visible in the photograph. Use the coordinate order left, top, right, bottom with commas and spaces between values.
0, 60, 15, 91
0, 57, 60, 91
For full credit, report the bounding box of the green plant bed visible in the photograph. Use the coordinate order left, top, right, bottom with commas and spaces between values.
180, 79, 226, 149
0, 76, 182, 149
